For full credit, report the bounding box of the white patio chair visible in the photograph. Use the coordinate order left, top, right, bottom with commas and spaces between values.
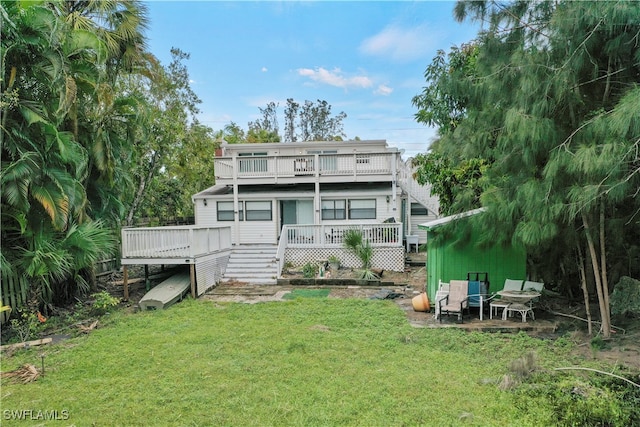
489, 279, 523, 319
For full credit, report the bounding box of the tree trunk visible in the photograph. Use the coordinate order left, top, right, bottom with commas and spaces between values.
576, 243, 593, 336
126, 151, 160, 226
599, 199, 611, 322
582, 211, 611, 338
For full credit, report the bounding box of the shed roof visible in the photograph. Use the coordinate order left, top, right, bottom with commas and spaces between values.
418, 207, 486, 230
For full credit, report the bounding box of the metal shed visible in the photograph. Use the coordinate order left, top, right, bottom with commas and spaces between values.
418, 208, 526, 303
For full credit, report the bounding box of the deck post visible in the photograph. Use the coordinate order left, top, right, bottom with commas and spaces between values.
123, 265, 129, 301
190, 264, 196, 298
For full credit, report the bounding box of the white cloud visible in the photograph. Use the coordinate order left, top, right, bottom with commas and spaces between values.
297, 67, 373, 89
261, 67, 268, 72
374, 84, 393, 96
360, 24, 436, 62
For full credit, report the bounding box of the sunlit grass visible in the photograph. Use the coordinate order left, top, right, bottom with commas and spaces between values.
0, 298, 632, 426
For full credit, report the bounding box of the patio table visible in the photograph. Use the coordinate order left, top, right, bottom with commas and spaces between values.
496, 290, 541, 321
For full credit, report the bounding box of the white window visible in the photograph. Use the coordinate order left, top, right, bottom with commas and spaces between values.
245, 201, 272, 221
217, 201, 243, 221
348, 199, 376, 219
321, 199, 346, 220
411, 203, 429, 216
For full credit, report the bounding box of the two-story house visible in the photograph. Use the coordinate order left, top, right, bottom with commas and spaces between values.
120, 139, 438, 295
193, 139, 438, 244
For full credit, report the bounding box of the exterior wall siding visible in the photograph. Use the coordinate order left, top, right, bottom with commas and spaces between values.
426, 227, 526, 302
238, 221, 277, 245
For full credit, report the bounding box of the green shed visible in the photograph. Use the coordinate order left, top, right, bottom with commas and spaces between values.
418, 208, 527, 303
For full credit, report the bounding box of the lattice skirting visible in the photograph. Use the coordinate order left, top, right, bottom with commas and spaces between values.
284, 247, 405, 272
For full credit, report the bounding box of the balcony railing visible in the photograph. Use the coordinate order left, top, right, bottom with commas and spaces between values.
215, 152, 395, 180
121, 226, 232, 260
280, 223, 402, 248
275, 222, 403, 276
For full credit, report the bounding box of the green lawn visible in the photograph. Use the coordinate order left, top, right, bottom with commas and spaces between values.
1, 298, 636, 426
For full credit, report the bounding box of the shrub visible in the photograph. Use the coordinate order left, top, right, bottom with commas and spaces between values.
302, 263, 318, 278
610, 276, 640, 318
91, 291, 120, 315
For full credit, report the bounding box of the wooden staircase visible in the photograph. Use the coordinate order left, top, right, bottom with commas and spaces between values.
221, 245, 278, 285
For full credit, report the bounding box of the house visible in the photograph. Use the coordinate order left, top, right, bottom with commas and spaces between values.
418, 208, 527, 303
193, 139, 437, 245
121, 139, 438, 294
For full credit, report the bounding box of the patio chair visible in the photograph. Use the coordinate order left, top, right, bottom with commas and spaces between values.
438, 280, 469, 323
434, 280, 450, 320
489, 279, 523, 319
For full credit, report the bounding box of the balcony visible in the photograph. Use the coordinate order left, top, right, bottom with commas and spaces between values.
214, 152, 396, 184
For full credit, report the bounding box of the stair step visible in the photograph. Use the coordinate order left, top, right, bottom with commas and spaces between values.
221, 245, 278, 285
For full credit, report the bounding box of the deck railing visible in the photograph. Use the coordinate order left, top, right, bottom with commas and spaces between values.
121, 226, 232, 260
280, 223, 402, 248
215, 152, 394, 180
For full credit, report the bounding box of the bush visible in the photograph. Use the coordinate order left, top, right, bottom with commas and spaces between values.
610, 276, 640, 318
302, 263, 318, 279
91, 291, 120, 315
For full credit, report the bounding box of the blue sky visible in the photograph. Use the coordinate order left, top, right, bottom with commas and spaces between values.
145, 1, 480, 158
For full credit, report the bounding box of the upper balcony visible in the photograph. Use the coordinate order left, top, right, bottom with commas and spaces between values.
214, 152, 398, 185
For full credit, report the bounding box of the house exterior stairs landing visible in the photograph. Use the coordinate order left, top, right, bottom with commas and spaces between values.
221, 245, 278, 285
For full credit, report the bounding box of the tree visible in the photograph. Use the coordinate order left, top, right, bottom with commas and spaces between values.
283, 98, 346, 142
1, 0, 147, 305
125, 48, 202, 225
414, 0, 640, 338
247, 101, 280, 143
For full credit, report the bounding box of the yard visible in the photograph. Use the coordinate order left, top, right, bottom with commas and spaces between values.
1, 296, 638, 426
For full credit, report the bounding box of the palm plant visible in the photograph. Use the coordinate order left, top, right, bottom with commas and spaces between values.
1, 1, 147, 307
342, 229, 378, 280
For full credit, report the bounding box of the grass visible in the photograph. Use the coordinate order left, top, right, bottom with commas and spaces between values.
282, 288, 331, 299
1, 298, 637, 426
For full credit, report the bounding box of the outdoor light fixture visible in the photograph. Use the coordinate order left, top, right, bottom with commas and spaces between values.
203, 199, 208, 206
386, 195, 390, 203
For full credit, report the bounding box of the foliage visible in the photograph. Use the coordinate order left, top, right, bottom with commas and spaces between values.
0, 1, 148, 305
8, 311, 41, 344
2, 299, 637, 425
302, 262, 318, 278
412, 152, 488, 215
610, 276, 640, 318
90, 291, 120, 315
343, 229, 377, 279
414, 0, 640, 337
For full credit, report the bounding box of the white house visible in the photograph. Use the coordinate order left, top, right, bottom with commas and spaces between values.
121, 139, 439, 292
193, 139, 438, 245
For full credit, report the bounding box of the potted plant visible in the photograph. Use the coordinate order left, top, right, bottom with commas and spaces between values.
328, 255, 340, 271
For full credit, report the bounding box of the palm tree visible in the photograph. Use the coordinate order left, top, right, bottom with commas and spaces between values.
1, 0, 148, 307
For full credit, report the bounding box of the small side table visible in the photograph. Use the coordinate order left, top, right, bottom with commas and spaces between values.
406, 235, 419, 253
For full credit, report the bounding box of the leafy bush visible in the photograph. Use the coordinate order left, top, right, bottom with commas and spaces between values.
610, 276, 640, 317
91, 291, 120, 315
302, 263, 318, 278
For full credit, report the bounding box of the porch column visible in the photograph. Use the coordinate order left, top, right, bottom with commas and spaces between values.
232, 152, 240, 245
190, 264, 196, 298
391, 152, 397, 212
315, 153, 321, 223
123, 265, 129, 301
315, 181, 321, 223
